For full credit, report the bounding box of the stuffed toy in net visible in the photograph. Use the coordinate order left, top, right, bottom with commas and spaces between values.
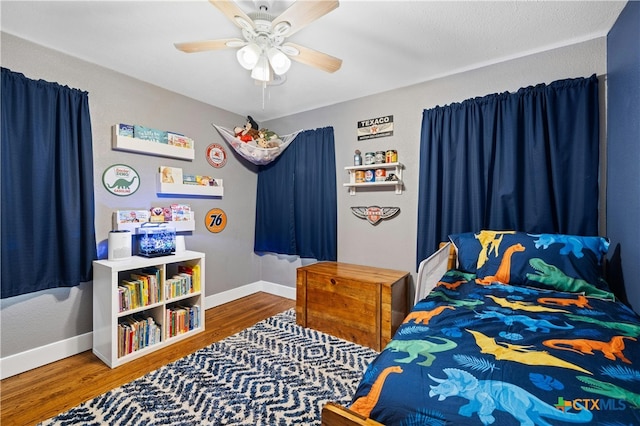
212, 117, 301, 166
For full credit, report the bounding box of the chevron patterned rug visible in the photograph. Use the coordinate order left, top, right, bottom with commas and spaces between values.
39, 309, 378, 425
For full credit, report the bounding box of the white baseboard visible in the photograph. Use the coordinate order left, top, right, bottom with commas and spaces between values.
204, 280, 295, 309
0, 281, 295, 380
0, 332, 94, 380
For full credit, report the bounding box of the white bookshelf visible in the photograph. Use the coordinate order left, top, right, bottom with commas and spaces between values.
92, 251, 205, 368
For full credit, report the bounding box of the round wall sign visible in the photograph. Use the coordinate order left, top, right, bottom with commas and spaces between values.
205, 208, 227, 233
206, 143, 227, 168
102, 164, 140, 196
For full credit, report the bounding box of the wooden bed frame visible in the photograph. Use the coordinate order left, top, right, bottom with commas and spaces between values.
321, 243, 457, 426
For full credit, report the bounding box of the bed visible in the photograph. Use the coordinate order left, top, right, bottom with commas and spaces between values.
322, 231, 640, 426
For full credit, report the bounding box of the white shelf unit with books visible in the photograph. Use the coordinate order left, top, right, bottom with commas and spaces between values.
93, 251, 205, 368
112, 125, 195, 161
156, 174, 224, 197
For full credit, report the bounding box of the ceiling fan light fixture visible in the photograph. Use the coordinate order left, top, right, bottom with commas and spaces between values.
236, 43, 262, 70
267, 47, 291, 75
251, 54, 273, 82
177, 0, 343, 90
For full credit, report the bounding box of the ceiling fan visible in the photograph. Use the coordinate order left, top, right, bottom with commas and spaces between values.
175, 0, 342, 83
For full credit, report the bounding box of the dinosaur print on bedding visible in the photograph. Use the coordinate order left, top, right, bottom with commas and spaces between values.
349, 275, 640, 425
428, 368, 593, 425
472, 231, 613, 296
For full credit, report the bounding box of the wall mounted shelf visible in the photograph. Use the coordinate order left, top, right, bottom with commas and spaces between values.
112, 125, 195, 161
156, 175, 223, 197
112, 212, 196, 232
343, 162, 404, 195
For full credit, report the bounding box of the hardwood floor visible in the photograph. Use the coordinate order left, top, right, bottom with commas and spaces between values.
0, 292, 295, 426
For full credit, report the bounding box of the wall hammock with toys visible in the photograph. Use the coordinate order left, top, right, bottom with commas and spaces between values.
212, 116, 302, 166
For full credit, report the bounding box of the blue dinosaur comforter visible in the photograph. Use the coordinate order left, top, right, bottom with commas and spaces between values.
349, 274, 640, 425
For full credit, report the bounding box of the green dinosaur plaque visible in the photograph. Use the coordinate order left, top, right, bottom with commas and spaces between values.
102, 164, 140, 196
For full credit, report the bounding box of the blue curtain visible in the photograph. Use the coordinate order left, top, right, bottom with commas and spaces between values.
1, 68, 96, 298
255, 127, 337, 261
416, 75, 600, 268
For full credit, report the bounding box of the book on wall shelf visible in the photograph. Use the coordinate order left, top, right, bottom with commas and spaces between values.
160, 166, 183, 184
113, 210, 195, 232
112, 124, 195, 161
156, 172, 223, 197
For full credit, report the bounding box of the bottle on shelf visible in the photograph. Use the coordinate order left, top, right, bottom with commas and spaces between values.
354, 149, 362, 166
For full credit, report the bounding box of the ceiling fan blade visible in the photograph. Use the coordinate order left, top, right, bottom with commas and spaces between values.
283, 42, 342, 73
175, 38, 245, 53
209, 0, 255, 30
272, 0, 339, 37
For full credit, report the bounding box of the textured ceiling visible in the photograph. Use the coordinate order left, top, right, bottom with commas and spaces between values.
1, 0, 627, 121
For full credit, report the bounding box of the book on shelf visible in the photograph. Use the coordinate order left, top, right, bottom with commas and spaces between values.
119, 280, 137, 311
129, 273, 150, 306
160, 166, 183, 184
182, 175, 215, 186
116, 210, 150, 223
150, 206, 172, 222
167, 133, 193, 149
178, 264, 201, 292
166, 304, 200, 338
170, 204, 191, 221
165, 273, 191, 299
118, 314, 161, 357
117, 123, 134, 138
141, 267, 161, 304
118, 269, 163, 312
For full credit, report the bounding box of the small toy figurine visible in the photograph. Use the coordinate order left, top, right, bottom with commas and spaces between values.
256, 128, 280, 148
235, 116, 260, 142
385, 173, 399, 181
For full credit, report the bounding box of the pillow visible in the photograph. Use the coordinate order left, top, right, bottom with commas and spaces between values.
448, 232, 481, 273
449, 230, 517, 273
474, 231, 612, 298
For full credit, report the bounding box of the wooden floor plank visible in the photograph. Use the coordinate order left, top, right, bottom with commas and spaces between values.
0, 292, 295, 426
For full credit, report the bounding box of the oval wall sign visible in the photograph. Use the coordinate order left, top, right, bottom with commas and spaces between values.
102, 164, 140, 196
206, 143, 227, 168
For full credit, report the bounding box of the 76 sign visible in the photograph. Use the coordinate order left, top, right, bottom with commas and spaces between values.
205, 208, 227, 233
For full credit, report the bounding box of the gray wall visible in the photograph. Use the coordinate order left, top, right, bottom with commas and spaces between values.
1, 31, 612, 362
607, 1, 640, 313
266, 37, 609, 299
0, 33, 259, 357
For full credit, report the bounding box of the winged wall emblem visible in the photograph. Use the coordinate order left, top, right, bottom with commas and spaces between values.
351, 206, 400, 225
